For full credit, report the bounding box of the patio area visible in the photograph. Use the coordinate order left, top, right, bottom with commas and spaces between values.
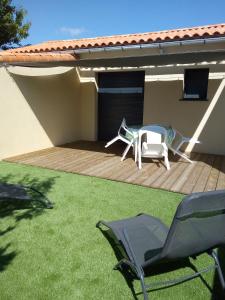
5, 141, 225, 194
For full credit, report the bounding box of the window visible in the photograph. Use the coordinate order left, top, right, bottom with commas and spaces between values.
183, 68, 209, 100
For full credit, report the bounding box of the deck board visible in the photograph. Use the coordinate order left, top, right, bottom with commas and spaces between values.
192, 155, 216, 193
171, 153, 200, 193
205, 155, 222, 192
4, 141, 225, 195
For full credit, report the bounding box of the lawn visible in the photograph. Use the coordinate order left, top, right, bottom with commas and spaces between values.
0, 161, 223, 300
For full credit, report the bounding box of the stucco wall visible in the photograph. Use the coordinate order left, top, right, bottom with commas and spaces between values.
80, 80, 97, 141
143, 78, 225, 155
0, 67, 81, 160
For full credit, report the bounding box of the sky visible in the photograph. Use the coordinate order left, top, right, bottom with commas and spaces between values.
14, 0, 225, 46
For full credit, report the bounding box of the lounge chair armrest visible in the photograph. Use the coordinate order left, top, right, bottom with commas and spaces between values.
96, 220, 109, 228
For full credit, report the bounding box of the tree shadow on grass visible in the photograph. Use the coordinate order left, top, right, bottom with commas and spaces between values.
0, 172, 57, 272
0, 243, 17, 272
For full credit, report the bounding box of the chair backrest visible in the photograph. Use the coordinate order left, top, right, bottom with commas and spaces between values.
139, 125, 167, 144
161, 190, 225, 260
146, 131, 162, 144
139, 126, 167, 156
140, 125, 167, 136
118, 118, 126, 135
141, 131, 164, 156
118, 118, 134, 141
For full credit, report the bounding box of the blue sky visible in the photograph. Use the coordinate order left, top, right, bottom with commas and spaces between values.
14, 0, 225, 45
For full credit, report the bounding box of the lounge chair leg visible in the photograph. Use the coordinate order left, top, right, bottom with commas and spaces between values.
140, 274, 149, 300
211, 250, 225, 290
113, 258, 148, 299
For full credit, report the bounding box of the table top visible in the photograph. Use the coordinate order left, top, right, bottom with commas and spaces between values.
127, 124, 175, 145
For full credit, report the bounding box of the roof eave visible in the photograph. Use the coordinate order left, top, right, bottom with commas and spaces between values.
7, 23, 225, 54
0, 53, 79, 64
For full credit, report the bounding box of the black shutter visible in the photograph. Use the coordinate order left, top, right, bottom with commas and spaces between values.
184, 68, 209, 100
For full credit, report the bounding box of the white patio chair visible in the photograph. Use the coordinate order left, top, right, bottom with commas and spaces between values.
167, 128, 200, 163
138, 125, 170, 170
105, 118, 137, 161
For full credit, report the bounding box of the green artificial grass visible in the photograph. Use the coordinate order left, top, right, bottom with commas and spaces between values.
0, 161, 224, 300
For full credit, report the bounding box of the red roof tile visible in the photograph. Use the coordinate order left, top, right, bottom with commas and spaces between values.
0, 52, 78, 63
8, 23, 225, 54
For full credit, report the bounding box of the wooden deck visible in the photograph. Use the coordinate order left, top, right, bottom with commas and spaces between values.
4, 141, 225, 194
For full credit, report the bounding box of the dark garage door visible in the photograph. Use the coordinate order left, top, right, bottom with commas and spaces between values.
98, 71, 145, 141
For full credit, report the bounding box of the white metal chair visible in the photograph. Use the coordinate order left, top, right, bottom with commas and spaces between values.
138, 125, 170, 170
105, 118, 137, 161
167, 128, 200, 163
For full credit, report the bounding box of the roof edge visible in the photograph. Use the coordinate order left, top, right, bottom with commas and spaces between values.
7, 23, 225, 54
0, 52, 79, 64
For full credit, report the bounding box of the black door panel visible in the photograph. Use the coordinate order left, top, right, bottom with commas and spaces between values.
98, 71, 145, 141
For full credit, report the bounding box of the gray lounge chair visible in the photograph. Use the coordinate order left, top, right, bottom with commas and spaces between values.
97, 190, 225, 299
0, 183, 53, 209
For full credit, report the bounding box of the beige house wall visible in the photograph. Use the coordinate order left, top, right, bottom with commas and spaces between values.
143, 78, 225, 155
0, 67, 81, 160
80, 80, 98, 141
